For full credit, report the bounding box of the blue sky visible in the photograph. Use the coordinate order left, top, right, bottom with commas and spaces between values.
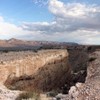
0, 0, 99, 22
0, 0, 100, 44
0, 0, 53, 23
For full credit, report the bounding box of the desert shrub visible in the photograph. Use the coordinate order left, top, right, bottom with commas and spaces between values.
16, 92, 40, 100
46, 90, 58, 97
89, 57, 96, 62
3, 50, 9, 53
0, 61, 4, 64
87, 46, 92, 51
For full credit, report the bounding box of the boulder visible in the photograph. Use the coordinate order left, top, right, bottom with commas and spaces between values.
0, 84, 21, 100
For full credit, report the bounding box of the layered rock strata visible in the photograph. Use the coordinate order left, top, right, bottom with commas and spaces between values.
0, 50, 71, 91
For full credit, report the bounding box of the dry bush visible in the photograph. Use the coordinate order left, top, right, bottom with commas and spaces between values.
16, 91, 40, 100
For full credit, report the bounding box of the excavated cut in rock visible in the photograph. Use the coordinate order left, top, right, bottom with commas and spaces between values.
0, 49, 71, 92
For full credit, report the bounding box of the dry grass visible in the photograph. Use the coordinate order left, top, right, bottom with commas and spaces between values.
16, 91, 40, 100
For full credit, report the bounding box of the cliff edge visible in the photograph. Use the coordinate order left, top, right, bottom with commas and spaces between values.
0, 49, 71, 92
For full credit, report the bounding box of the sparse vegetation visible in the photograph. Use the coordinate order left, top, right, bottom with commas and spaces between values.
87, 46, 92, 51
0, 61, 4, 64
89, 57, 96, 62
3, 50, 9, 53
16, 92, 40, 100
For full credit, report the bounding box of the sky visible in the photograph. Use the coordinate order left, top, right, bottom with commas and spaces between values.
0, 0, 100, 44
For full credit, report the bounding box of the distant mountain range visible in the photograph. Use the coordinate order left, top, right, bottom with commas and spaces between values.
0, 38, 78, 51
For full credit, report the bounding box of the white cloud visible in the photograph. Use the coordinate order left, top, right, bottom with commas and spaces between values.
49, 0, 100, 18
21, 0, 100, 44
0, 16, 42, 40
0, 16, 4, 22
32, 0, 49, 6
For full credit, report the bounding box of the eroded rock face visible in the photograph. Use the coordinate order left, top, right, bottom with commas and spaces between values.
68, 50, 100, 100
0, 49, 71, 91
68, 49, 88, 73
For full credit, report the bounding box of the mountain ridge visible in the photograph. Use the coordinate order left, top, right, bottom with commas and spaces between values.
0, 38, 78, 48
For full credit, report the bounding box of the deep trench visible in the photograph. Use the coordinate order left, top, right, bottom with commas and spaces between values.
4, 47, 90, 95
63, 45, 100, 94
61, 48, 89, 94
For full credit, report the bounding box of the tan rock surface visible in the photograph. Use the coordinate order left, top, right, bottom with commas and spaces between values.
0, 49, 71, 91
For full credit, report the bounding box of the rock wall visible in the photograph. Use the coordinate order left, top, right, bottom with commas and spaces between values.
68, 49, 88, 73
0, 49, 71, 91
68, 50, 100, 100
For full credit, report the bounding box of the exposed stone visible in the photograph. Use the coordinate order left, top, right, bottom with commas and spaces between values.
68, 50, 100, 100
0, 50, 71, 92
0, 84, 21, 100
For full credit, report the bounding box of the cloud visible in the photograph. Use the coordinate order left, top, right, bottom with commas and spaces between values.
0, 16, 4, 22
20, 0, 100, 44
48, 0, 100, 31
49, 0, 100, 18
0, 0, 100, 44
0, 16, 42, 40
32, 0, 49, 6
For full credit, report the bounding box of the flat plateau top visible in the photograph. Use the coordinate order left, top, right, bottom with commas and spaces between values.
0, 49, 67, 62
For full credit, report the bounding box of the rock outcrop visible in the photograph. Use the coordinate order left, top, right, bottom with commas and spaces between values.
68, 50, 100, 100
0, 49, 71, 91
0, 84, 21, 100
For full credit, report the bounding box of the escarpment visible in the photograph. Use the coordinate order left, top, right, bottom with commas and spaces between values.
0, 49, 71, 91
